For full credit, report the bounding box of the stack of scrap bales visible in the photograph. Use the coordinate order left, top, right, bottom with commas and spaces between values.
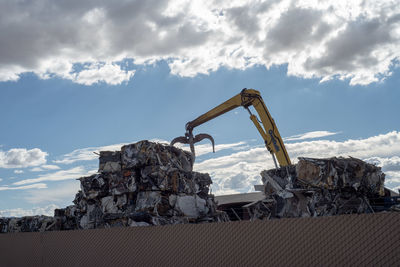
249, 157, 386, 219
0, 141, 228, 233
56, 141, 228, 230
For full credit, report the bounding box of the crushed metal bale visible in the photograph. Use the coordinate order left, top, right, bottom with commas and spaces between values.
0, 141, 228, 233
247, 157, 389, 220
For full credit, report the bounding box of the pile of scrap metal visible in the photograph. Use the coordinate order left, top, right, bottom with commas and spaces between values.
0, 215, 56, 233
0, 141, 228, 233
247, 157, 398, 220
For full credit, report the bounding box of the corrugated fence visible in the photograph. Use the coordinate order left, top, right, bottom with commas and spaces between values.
1, 212, 399, 267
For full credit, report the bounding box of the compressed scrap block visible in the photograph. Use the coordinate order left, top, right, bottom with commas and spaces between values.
249, 157, 387, 220
296, 157, 385, 196
121, 141, 193, 172
99, 151, 121, 173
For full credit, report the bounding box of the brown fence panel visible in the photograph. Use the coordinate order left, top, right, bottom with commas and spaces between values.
1, 212, 400, 267
0, 232, 42, 267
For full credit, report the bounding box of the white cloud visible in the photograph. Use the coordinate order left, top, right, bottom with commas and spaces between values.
0, 148, 47, 168
13, 166, 92, 186
73, 62, 135, 85
195, 131, 400, 195
41, 164, 60, 170
30, 164, 61, 172
14, 170, 24, 174
364, 156, 400, 172
0, 178, 3, 182
0, 204, 59, 217
385, 171, 400, 183
176, 141, 248, 157
286, 131, 400, 159
0, 0, 399, 85
195, 147, 272, 195
284, 131, 340, 141
54, 143, 129, 164
0, 183, 47, 191
24, 180, 81, 205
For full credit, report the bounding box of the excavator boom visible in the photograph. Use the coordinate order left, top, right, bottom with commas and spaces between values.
171, 88, 291, 167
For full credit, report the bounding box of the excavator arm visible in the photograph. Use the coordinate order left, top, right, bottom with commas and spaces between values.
171, 88, 291, 167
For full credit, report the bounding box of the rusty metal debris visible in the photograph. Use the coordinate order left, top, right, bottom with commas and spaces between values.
247, 157, 392, 220
0, 141, 228, 233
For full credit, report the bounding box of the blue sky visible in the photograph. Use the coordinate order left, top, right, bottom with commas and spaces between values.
0, 0, 400, 216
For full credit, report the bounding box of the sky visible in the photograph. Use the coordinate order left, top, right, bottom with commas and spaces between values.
0, 0, 400, 217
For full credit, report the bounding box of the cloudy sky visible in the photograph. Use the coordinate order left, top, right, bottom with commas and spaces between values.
1, 0, 400, 217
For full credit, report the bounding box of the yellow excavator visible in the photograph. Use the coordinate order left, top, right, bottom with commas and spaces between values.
171, 88, 291, 169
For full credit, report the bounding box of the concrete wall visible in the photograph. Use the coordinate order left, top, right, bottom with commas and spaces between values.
1, 212, 399, 267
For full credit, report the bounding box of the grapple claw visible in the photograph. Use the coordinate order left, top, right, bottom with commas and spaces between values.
170, 136, 190, 146
194, 133, 215, 153
170, 131, 215, 163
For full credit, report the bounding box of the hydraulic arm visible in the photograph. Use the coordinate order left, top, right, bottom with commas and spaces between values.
171, 88, 291, 167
